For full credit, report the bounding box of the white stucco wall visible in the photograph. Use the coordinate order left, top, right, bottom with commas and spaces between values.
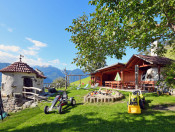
1, 72, 44, 97
145, 67, 163, 81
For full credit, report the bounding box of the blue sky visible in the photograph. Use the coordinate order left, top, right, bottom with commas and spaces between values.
0, 0, 138, 70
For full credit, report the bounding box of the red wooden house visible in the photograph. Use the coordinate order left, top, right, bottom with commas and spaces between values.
91, 54, 172, 91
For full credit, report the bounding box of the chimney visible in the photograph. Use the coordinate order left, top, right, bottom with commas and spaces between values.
151, 41, 158, 56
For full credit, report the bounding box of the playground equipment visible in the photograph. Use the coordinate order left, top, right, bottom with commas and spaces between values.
128, 90, 145, 114
44, 91, 76, 114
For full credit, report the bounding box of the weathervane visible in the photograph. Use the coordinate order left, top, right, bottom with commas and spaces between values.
19, 54, 24, 62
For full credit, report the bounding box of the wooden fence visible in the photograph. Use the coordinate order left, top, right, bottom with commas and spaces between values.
22, 87, 42, 101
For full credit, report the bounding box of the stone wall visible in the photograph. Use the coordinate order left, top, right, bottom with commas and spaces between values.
1, 72, 44, 97
2, 96, 38, 113
84, 90, 124, 103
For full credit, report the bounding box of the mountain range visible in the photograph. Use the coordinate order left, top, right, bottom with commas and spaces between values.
0, 63, 89, 83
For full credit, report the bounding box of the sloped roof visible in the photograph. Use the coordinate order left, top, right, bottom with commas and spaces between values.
0, 62, 46, 79
132, 54, 172, 65
92, 63, 125, 74
91, 55, 173, 74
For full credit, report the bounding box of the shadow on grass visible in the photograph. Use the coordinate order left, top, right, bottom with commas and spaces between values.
7, 110, 175, 132
61, 103, 83, 114
151, 103, 175, 111
144, 92, 171, 97
0, 107, 42, 131
42, 103, 84, 115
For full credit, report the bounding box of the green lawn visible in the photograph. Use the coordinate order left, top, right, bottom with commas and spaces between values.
0, 88, 175, 132
70, 76, 91, 86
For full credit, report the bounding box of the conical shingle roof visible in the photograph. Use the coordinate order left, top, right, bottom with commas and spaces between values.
0, 61, 46, 79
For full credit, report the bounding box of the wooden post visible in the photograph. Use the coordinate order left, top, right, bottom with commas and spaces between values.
65, 75, 67, 90
158, 65, 160, 80
67, 75, 69, 86
34, 89, 36, 102
64, 68, 67, 90
121, 70, 124, 89
135, 65, 139, 89
79, 75, 81, 85
100, 72, 103, 86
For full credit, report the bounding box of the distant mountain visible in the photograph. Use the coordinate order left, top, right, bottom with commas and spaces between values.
33, 65, 65, 83
67, 69, 89, 83
0, 63, 89, 83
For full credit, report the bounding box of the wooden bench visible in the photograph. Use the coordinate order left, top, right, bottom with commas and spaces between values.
105, 81, 112, 87
140, 81, 157, 92
111, 81, 121, 89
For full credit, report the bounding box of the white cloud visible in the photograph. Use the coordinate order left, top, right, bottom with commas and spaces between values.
28, 46, 40, 50
0, 39, 70, 70
22, 49, 37, 56
48, 59, 68, 69
62, 63, 68, 66
49, 59, 60, 64
0, 50, 70, 70
0, 44, 20, 52
26, 37, 47, 47
0, 51, 18, 63
0, 51, 49, 67
7, 28, 13, 32
0, 23, 14, 32
22, 57, 50, 67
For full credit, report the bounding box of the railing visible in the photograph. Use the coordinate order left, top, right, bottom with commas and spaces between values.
23, 87, 42, 101
105, 80, 157, 92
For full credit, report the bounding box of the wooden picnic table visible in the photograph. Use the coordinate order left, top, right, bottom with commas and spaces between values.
111, 81, 121, 89
105, 81, 112, 87
124, 81, 135, 89
105, 81, 121, 89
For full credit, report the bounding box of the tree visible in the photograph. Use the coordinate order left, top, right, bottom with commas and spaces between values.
66, 0, 175, 72
164, 39, 175, 60
53, 77, 66, 88
161, 62, 175, 88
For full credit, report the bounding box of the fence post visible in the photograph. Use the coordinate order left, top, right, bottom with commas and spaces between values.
135, 65, 139, 89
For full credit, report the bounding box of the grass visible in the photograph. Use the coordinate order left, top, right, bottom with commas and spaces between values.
70, 76, 91, 86
0, 88, 175, 132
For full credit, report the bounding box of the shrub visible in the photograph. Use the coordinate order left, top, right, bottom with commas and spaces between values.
162, 62, 175, 88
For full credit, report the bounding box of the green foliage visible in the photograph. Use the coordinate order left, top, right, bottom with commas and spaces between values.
162, 62, 175, 88
66, 0, 175, 72
71, 76, 91, 86
53, 77, 66, 88
164, 39, 175, 60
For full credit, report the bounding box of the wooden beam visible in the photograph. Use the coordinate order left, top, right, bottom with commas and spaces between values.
102, 68, 124, 74
126, 57, 137, 68
121, 70, 124, 88
139, 64, 154, 68
22, 92, 39, 96
158, 65, 160, 80
23, 87, 42, 91
135, 65, 139, 89
67, 74, 87, 76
